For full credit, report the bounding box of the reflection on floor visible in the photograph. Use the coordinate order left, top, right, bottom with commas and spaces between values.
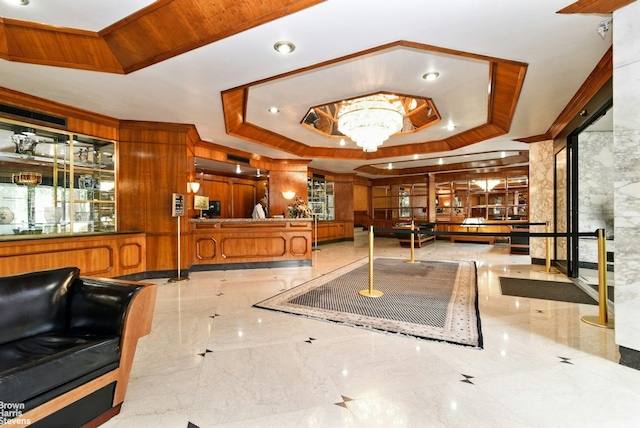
102, 230, 640, 428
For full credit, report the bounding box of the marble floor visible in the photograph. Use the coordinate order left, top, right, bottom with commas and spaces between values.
102, 230, 640, 428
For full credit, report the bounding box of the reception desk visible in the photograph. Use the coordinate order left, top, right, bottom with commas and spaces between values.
190, 218, 313, 269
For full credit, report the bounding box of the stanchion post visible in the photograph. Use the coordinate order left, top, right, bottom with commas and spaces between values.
359, 225, 384, 298
581, 228, 613, 328
405, 220, 419, 264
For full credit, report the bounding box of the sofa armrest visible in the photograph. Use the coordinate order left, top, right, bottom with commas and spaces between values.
71, 276, 157, 405
68, 278, 143, 337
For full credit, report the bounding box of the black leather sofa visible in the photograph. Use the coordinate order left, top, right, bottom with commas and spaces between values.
0, 267, 157, 427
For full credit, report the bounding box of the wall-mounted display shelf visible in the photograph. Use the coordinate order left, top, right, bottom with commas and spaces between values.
0, 118, 116, 238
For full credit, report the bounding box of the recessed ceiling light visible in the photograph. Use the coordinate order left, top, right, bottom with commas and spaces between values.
339, 139, 346, 146
268, 106, 280, 114
445, 122, 456, 131
438, 158, 444, 165
235, 165, 242, 174
274, 41, 295, 54
422, 71, 440, 81
413, 154, 419, 160
388, 163, 393, 170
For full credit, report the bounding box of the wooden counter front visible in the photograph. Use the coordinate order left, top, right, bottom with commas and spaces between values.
0, 233, 146, 277
190, 218, 312, 268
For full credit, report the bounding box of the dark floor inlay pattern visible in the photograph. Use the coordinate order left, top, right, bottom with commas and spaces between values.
187, 422, 199, 428
335, 395, 354, 408
304, 337, 317, 343
198, 349, 213, 357
460, 374, 475, 384
559, 356, 573, 364
209, 313, 221, 318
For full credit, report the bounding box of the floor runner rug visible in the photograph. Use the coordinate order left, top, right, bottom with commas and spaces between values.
254, 258, 482, 348
499, 277, 598, 305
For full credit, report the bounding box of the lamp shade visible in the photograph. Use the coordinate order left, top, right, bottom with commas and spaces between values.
187, 182, 200, 193
282, 190, 296, 200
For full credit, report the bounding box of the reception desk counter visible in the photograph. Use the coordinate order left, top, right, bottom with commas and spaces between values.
189, 218, 313, 269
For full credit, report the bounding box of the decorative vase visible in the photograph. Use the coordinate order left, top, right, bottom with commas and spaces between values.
0, 207, 14, 224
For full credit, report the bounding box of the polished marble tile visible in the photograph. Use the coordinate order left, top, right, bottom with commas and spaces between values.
101, 232, 638, 428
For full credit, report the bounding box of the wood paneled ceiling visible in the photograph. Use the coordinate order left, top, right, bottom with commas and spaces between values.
0, 0, 627, 178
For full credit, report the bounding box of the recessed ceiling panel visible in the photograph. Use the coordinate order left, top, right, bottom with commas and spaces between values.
246, 46, 489, 149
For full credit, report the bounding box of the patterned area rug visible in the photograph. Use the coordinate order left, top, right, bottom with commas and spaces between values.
254, 258, 482, 348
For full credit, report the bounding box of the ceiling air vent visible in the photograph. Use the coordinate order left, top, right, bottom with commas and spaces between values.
0, 103, 67, 128
227, 153, 251, 164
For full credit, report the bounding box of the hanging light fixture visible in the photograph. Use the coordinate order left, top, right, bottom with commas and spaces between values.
337, 94, 405, 152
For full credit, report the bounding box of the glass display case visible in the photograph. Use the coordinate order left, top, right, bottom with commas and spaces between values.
0, 119, 116, 238
307, 176, 334, 220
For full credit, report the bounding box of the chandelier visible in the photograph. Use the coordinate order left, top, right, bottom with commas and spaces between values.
337, 94, 405, 152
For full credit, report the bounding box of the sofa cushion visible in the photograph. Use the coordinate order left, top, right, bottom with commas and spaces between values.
0, 332, 120, 404
0, 267, 80, 345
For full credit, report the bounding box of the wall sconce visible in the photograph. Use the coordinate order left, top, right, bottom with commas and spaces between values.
282, 190, 296, 200
187, 181, 200, 193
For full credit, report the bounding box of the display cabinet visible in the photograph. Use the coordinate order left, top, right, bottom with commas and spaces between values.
0, 119, 116, 238
373, 183, 428, 223
307, 176, 334, 220
436, 177, 528, 221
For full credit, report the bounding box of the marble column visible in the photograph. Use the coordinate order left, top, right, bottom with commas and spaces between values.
613, 1, 640, 368
529, 140, 554, 261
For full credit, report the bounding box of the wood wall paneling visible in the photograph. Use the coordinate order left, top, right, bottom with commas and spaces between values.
118, 122, 192, 272
0, 87, 119, 140
200, 177, 231, 217
268, 168, 309, 218
232, 182, 258, 218
333, 179, 354, 222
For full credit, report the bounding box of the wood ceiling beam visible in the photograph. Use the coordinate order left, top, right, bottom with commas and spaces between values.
221, 42, 527, 161
0, 18, 124, 73
557, 0, 635, 14
355, 152, 529, 176
0, 0, 325, 74
514, 47, 612, 143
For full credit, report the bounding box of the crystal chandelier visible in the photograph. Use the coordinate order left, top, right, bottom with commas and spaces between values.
337, 94, 405, 152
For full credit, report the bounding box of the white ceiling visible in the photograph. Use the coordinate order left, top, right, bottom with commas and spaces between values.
0, 0, 613, 178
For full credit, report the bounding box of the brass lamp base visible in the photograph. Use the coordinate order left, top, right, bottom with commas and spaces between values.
168, 276, 190, 283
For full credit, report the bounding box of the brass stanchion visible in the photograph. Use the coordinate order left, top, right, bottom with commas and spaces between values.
359, 225, 384, 298
405, 220, 420, 264
582, 229, 613, 329
539, 221, 560, 274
